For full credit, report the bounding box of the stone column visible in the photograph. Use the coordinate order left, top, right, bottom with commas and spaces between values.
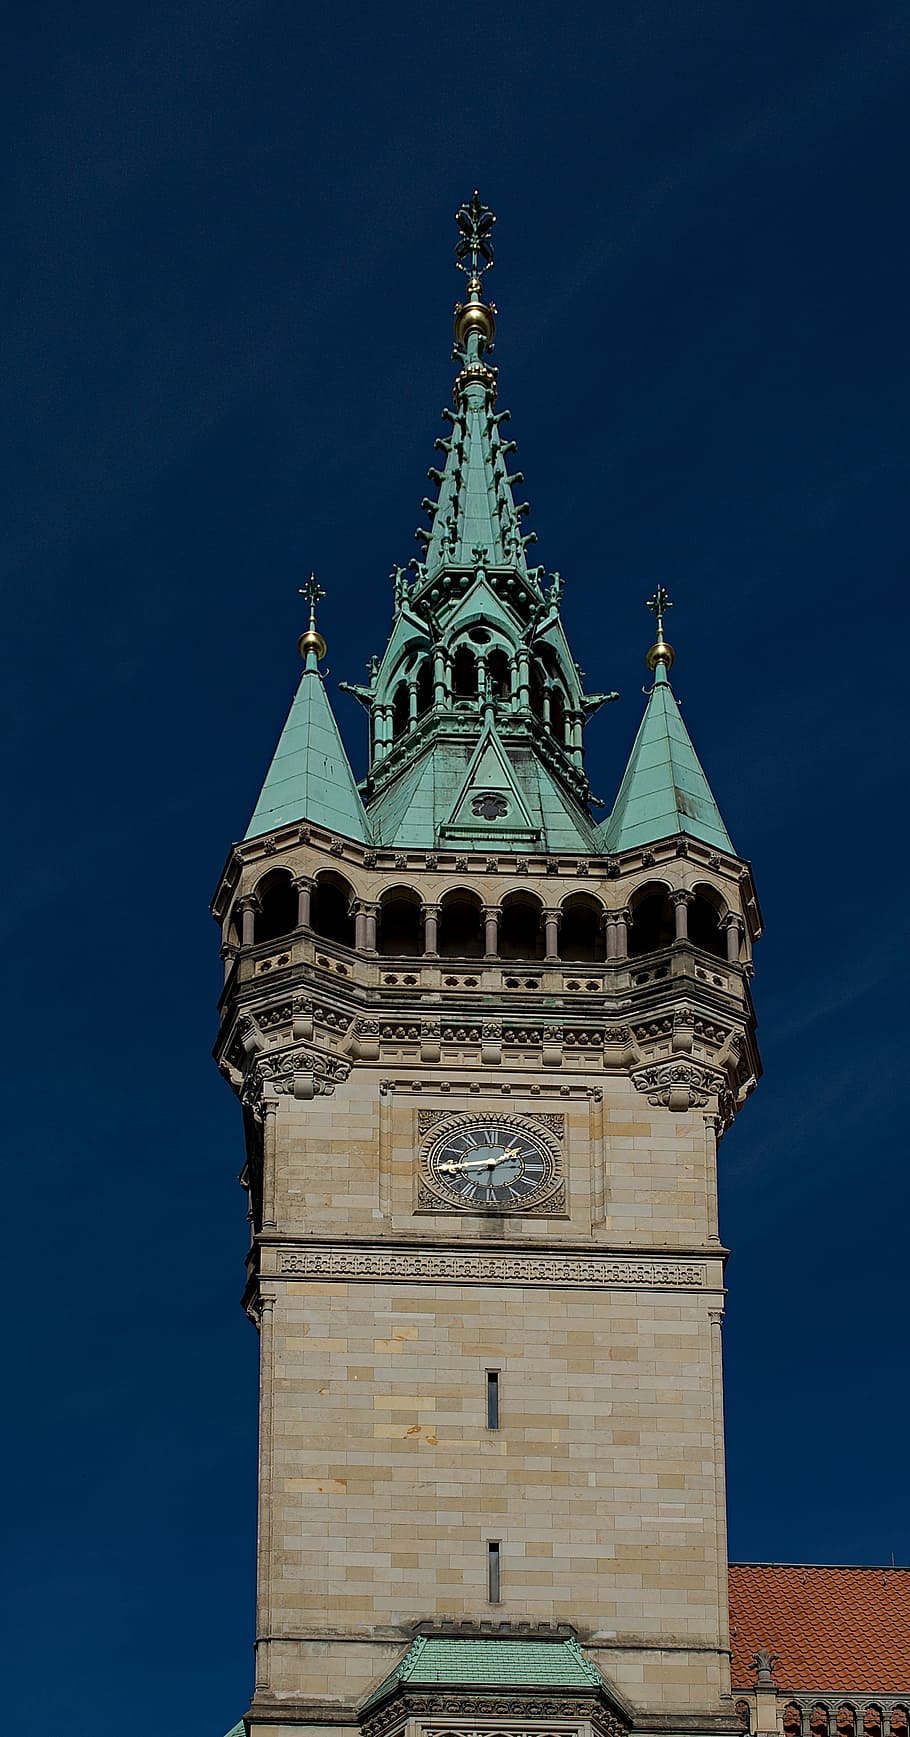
237, 896, 259, 947
353, 901, 377, 951
433, 647, 447, 708
261, 1097, 278, 1231
544, 908, 561, 963
604, 912, 619, 959
422, 903, 439, 957
672, 888, 692, 942
614, 907, 630, 959
516, 649, 530, 710
483, 906, 500, 960
724, 913, 744, 963
293, 875, 313, 929
254, 1292, 277, 1692
408, 680, 418, 729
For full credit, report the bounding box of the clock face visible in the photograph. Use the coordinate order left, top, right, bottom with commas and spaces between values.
422, 1116, 560, 1211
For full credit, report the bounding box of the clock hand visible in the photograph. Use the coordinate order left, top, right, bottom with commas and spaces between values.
438, 1156, 500, 1174
438, 1149, 523, 1175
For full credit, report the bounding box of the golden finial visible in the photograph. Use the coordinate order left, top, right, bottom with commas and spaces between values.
297, 574, 327, 662
645, 585, 675, 671
453, 191, 497, 349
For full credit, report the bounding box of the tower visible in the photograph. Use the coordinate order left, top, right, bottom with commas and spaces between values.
212, 195, 763, 1737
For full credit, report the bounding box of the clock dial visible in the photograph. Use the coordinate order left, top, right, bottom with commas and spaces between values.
423, 1117, 559, 1211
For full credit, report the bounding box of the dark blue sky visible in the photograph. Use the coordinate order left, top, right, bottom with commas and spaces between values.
3, 3, 908, 1733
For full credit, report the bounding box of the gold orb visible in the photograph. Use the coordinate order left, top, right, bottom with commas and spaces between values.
298, 627, 327, 661
646, 637, 675, 671
454, 300, 496, 347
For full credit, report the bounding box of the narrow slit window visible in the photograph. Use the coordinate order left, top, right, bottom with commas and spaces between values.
487, 1539, 501, 1603
486, 1369, 500, 1430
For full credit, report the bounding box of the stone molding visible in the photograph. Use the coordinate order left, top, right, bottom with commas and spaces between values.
276, 1246, 709, 1289
361, 1692, 628, 1737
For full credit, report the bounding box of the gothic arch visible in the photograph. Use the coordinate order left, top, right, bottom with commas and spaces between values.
688, 880, 727, 959
252, 868, 297, 944
452, 644, 477, 698
377, 885, 423, 957
627, 881, 674, 957
391, 680, 409, 740
311, 871, 356, 948
437, 886, 484, 958
558, 891, 606, 962
499, 889, 545, 960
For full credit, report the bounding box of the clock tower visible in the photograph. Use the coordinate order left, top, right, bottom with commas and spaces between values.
212, 195, 762, 1737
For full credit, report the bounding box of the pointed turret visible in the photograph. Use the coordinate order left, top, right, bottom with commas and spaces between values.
245, 578, 370, 843
341, 194, 617, 854
600, 589, 733, 854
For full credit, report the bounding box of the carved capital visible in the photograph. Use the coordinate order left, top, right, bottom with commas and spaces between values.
631, 1059, 725, 1113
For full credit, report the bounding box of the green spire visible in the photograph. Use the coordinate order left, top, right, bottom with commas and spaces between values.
600, 591, 734, 855
245, 578, 371, 843
415, 191, 540, 591
344, 195, 616, 854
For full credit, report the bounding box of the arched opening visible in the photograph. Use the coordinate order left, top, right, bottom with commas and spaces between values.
499, 892, 544, 960
782, 1708, 802, 1737
890, 1713, 909, 1737
377, 887, 423, 957
529, 660, 545, 720
415, 659, 433, 719
311, 873, 355, 948
688, 885, 726, 959
550, 686, 566, 745
735, 1703, 752, 1733
488, 647, 511, 701
253, 870, 298, 944
628, 885, 674, 957
863, 1712, 883, 1737
809, 1711, 829, 1737
836, 1711, 856, 1737
391, 681, 409, 740
438, 889, 484, 958
559, 893, 605, 962
452, 645, 477, 698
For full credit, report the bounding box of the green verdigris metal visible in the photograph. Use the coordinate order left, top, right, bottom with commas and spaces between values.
361, 1632, 608, 1709
244, 195, 732, 862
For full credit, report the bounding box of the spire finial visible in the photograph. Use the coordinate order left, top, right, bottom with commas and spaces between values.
645, 585, 675, 673
297, 573, 327, 666
455, 190, 496, 286
453, 191, 497, 354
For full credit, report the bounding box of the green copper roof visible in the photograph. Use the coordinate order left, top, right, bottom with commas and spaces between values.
366, 721, 599, 853
600, 661, 733, 854
363, 1634, 605, 1710
245, 648, 371, 843
222, 1723, 244, 1736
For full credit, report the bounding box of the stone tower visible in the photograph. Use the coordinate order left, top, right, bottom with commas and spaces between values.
212, 194, 763, 1737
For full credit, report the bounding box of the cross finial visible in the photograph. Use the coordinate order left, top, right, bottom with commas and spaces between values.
299, 572, 326, 629
645, 585, 675, 674
297, 573, 327, 664
646, 585, 673, 639
455, 191, 496, 282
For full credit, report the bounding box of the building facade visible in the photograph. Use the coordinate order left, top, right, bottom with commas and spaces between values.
212, 195, 765, 1737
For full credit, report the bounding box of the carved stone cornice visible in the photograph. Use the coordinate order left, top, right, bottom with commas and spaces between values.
361, 1688, 630, 1737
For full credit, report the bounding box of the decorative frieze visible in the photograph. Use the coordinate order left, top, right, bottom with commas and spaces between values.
277, 1246, 708, 1288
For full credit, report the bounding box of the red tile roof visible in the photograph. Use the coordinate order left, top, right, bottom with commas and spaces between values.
729, 1564, 910, 1692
